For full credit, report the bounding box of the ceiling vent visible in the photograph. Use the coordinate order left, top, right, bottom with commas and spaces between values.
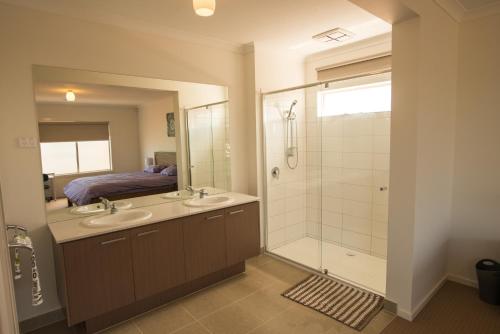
313, 28, 354, 43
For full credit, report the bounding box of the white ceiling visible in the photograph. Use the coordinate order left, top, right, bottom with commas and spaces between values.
457, 0, 500, 10
435, 0, 500, 21
35, 82, 173, 106
2, 0, 391, 55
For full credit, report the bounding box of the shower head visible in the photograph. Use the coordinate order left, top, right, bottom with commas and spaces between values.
287, 100, 298, 120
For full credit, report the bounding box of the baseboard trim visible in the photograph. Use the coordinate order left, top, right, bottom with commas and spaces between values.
447, 273, 478, 288
19, 308, 65, 334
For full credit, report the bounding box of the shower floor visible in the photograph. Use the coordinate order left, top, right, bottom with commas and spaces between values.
270, 237, 387, 295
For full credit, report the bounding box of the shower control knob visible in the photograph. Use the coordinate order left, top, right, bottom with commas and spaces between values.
271, 167, 280, 179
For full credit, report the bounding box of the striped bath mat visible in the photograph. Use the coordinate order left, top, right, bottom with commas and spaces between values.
282, 274, 384, 331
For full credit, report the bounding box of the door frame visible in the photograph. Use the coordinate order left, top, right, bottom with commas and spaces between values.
0, 185, 19, 334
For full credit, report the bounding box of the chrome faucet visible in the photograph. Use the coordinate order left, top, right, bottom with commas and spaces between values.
199, 188, 209, 199
186, 186, 195, 195
110, 203, 118, 214
99, 197, 111, 209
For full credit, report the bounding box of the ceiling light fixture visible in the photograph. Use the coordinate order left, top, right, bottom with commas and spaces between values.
65, 90, 76, 102
193, 0, 216, 17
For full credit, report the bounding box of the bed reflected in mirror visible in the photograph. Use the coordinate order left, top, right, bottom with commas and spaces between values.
34, 66, 231, 223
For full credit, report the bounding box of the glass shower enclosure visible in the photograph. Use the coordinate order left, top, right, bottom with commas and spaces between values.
263, 73, 391, 295
186, 101, 231, 190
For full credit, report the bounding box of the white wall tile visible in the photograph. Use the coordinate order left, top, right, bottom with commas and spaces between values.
342, 200, 372, 219
371, 237, 388, 258
373, 153, 390, 171
342, 184, 372, 202
342, 168, 373, 186
373, 136, 390, 154
323, 226, 342, 244
343, 136, 372, 153
343, 153, 373, 169
322, 210, 342, 228
343, 215, 372, 235
342, 230, 371, 252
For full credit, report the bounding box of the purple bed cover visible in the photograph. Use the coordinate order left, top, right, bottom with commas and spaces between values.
64, 172, 177, 205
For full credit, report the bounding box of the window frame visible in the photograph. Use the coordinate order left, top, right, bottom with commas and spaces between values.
40, 140, 113, 176
317, 73, 392, 118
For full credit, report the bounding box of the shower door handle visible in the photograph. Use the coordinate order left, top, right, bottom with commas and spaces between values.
271, 167, 280, 179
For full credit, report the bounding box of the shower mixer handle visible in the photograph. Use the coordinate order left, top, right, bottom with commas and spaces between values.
271, 167, 280, 179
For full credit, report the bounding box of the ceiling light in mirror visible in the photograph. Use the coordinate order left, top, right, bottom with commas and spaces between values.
65, 90, 76, 102
193, 0, 216, 17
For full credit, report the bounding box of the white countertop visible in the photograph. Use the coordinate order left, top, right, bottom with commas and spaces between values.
48, 192, 260, 244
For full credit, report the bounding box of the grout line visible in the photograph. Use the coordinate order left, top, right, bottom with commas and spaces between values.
132, 321, 144, 334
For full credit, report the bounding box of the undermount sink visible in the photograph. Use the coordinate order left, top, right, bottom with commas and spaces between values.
183, 196, 234, 208
81, 209, 152, 228
161, 190, 195, 200
70, 201, 132, 215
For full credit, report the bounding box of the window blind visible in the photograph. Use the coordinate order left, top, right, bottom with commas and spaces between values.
316, 55, 391, 82
38, 122, 109, 143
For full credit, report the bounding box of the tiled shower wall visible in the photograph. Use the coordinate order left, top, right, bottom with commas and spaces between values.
306, 98, 391, 259
265, 91, 307, 250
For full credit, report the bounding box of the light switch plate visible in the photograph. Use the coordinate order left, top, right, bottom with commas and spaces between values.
17, 137, 37, 148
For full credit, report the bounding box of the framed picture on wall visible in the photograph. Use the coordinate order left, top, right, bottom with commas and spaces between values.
166, 112, 175, 137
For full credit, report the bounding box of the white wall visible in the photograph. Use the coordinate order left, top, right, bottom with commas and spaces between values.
385, 0, 458, 320
0, 3, 248, 321
252, 42, 306, 247
138, 94, 177, 168
37, 104, 141, 197
448, 13, 500, 286
349, 0, 459, 320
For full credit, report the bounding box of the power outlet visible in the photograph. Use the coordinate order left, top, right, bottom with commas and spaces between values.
17, 137, 37, 148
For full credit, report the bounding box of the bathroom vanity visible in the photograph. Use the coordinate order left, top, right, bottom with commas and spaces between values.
49, 193, 260, 333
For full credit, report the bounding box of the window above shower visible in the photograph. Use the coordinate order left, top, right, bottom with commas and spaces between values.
318, 78, 391, 117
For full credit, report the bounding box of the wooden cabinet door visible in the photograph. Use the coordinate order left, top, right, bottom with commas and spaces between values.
62, 230, 135, 325
183, 209, 227, 280
225, 202, 260, 266
131, 221, 186, 300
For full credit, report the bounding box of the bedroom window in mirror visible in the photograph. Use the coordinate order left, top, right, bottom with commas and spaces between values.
40, 140, 112, 175
39, 122, 112, 175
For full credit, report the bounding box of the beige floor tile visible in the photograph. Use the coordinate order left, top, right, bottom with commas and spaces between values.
200, 303, 265, 334
236, 284, 293, 322
180, 287, 234, 319
216, 270, 274, 301
360, 310, 395, 334
256, 258, 310, 286
171, 322, 211, 334
250, 303, 338, 334
102, 321, 142, 334
135, 303, 195, 334
246, 254, 274, 268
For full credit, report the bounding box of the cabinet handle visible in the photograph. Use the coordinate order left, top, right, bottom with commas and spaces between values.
137, 229, 159, 237
229, 209, 244, 215
206, 214, 223, 220
100, 237, 126, 245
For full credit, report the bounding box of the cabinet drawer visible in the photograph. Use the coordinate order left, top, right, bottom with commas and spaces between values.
225, 202, 260, 265
62, 230, 135, 324
183, 209, 227, 280
131, 221, 186, 300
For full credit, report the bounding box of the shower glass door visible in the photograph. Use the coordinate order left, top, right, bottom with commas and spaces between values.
263, 73, 390, 295
263, 86, 323, 272
319, 73, 391, 294
186, 101, 231, 190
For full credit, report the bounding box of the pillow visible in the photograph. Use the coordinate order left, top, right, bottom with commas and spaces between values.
144, 165, 165, 173
160, 165, 177, 176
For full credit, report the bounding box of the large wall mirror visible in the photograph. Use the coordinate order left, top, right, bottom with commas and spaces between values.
33, 66, 231, 223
